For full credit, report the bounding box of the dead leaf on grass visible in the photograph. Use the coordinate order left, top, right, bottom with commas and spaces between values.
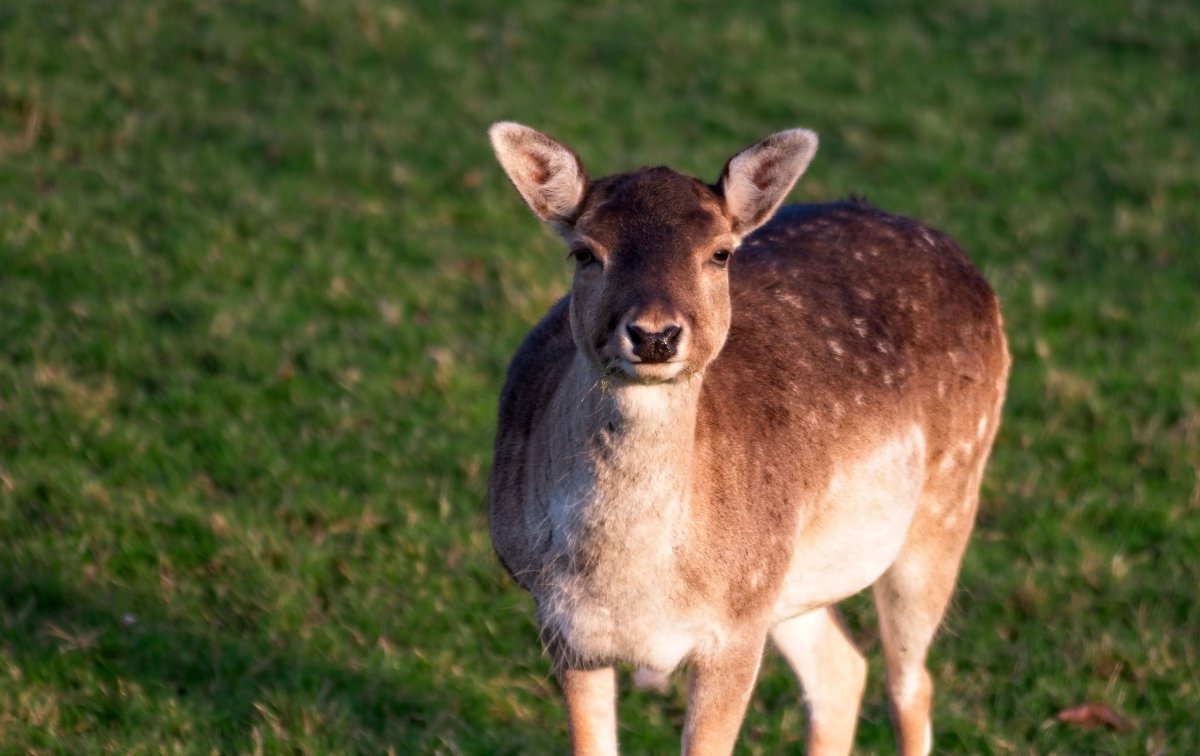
1055, 702, 1130, 731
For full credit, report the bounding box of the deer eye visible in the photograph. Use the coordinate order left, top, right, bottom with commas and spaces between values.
570, 246, 597, 266
711, 249, 732, 266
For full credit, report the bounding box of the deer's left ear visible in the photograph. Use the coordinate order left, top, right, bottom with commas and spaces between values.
719, 129, 819, 238
489, 122, 588, 231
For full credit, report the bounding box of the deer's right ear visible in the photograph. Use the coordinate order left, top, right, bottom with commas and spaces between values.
489, 122, 588, 230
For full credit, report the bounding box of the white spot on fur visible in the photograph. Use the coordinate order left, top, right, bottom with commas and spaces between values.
957, 440, 975, 461
976, 415, 989, 440
747, 568, 766, 590
828, 340, 844, 357
778, 291, 806, 310
852, 317, 868, 337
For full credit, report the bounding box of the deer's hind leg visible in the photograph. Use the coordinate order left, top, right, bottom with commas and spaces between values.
770, 607, 868, 756
873, 448, 988, 756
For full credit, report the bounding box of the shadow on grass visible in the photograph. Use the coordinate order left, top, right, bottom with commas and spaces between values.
0, 558, 511, 751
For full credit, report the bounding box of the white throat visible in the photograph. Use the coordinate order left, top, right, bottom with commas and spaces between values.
530, 356, 713, 670
539, 354, 703, 550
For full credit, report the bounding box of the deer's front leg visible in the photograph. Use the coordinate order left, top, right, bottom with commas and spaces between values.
559, 665, 618, 756
682, 631, 766, 755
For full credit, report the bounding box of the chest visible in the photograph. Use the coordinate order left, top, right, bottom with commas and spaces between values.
527, 442, 723, 670
534, 515, 722, 672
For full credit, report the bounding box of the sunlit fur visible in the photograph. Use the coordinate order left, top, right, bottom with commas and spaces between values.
488, 124, 1010, 756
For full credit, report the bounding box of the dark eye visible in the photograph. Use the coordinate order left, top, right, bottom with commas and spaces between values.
712, 249, 732, 265
570, 247, 597, 265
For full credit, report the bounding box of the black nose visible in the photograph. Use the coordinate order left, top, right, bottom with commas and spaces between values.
626, 323, 682, 363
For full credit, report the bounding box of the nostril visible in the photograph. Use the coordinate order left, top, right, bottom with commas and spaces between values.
626, 323, 647, 346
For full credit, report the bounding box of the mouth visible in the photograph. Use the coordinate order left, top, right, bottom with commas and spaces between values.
607, 359, 690, 384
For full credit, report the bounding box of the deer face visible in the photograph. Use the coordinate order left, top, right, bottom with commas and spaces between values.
565, 168, 735, 382
490, 123, 819, 384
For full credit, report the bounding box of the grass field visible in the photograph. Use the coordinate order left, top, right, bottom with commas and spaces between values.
2, 0, 1198, 752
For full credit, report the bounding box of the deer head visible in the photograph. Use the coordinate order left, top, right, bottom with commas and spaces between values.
489, 122, 818, 384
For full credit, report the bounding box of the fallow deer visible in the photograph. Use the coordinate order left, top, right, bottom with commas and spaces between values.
487, 122, 1009, 755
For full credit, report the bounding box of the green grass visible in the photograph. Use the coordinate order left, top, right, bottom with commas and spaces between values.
1, 0, 1197, 752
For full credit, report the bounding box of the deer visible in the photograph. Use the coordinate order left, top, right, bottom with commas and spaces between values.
486, 121, 1009, 755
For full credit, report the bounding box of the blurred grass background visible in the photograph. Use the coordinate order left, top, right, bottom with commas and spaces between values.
1, 0, 1197, 752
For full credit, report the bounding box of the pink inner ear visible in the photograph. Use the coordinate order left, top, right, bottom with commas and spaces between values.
523, 150, 553, 186
491, 123, 588, 225
721, 132, 817, 235
751, 155, 782, 192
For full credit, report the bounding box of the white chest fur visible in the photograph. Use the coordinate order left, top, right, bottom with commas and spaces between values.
526, 378, 721, 671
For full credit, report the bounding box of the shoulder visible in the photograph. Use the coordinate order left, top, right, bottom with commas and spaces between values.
497, 296, 575, 432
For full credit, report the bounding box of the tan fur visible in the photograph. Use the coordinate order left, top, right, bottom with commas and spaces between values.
487, 123, 1010, 755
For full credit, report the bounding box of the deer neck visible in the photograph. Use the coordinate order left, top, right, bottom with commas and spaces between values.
542, 353, 702, 552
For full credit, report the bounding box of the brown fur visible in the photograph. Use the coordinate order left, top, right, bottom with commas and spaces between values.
487, 123, 1009, 755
